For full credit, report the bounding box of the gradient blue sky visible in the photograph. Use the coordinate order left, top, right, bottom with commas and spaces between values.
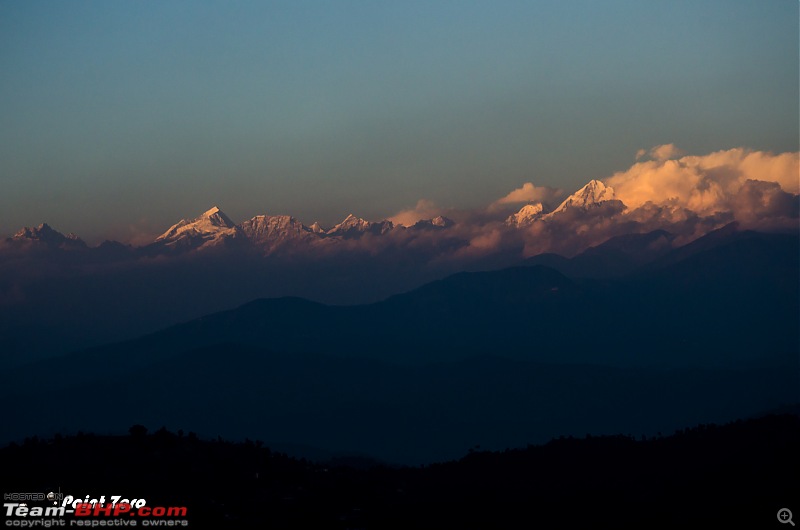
1, 0, 797, 242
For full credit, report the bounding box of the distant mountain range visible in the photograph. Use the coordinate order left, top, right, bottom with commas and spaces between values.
10, 222, 87, 248
0, 178, 658, 365
6, 206, 448, 253
13, 223, 794, 370
3, 178, 625, 254
1, 172, 796, 373
1, 224, 796, 463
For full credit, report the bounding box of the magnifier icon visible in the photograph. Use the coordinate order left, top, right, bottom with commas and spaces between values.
778, 508, 795, 526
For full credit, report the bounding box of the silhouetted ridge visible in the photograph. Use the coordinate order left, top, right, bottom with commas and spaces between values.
385, 265, 576, 306
525, 229, 676, 278
3, 414, 796, 529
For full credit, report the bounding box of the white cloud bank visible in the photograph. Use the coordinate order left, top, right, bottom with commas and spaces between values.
607, 147, 798, 218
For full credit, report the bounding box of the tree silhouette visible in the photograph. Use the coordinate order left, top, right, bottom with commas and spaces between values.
128, 424, 147, 438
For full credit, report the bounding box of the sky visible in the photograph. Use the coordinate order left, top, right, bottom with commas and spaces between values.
1, 0, 797, 243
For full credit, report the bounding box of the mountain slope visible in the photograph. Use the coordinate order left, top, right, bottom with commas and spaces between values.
239, 214, 321, 253
155, 206, 241, 249
549, 179, 617, 215
9, 223, 86, 249
0, 226, 795, 465
525, 229, 676, 278
326, 214, 394, 238
506, 203, 544, 226
3, 225, 796, 388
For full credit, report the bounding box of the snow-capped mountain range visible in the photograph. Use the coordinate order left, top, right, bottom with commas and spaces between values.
6, 179, 622, 251
147, 209, 410, 251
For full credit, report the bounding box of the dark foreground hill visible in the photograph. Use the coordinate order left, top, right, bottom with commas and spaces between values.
3, 414, 798, 529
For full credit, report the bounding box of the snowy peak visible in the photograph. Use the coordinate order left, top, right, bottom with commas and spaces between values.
198, 206, 236, 229
329, 214, 370, 233
556, 180, 615, 211
156, 206, 240, 247
309, 222, 325, 234
551, 180, 616, 214
11, 223, 86, 248
327, 214, 393, 238
431, 216, 454, 228
411, 216, 455, 230
14, 222, 60, 240
506, 203, 544, 227
240, 214, 314, 242
508, 180, 618, 226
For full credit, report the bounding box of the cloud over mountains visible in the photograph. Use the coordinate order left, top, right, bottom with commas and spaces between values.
490, 183, 564, 210
5, 146, 796, 258
4, 146, 797, 264
607, 146, 799, 217
0, 145, 796, 366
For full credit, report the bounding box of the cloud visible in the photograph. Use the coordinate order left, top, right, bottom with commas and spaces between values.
736, 149, 799, 194
517, 200, 629, 257
5, 145, 797, 302
731, 179, 799, 229
388, 199, 443, 227
490, 183, 563, 211
606, 147, 799, 217
496, 146, 797, 257
445, 145, 798, 259
636, 144, 685, 161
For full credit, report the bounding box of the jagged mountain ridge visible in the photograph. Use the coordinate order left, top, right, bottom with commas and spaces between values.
506, 203, 545, 226
325, 213, 395, 239
239, 214, 320, 251
11, 223, 86, 248
507, 179, 618, 226
4, 207, 456, 254
147, 207, 453, 250
7, 225, 794, 375
154, 206, 241, 249
5, 177, 625, 249
1, 226, 796, 464
550, 179, 616, 214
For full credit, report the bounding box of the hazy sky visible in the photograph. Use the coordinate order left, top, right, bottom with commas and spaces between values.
1, 0, 797, 242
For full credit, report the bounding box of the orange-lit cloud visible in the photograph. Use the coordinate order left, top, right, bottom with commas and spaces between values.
636, 144, 684, 161
606, 147, 799, 219
388, 199, 443, 227
490, 183, 563, 210
731, 179, 799, 230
